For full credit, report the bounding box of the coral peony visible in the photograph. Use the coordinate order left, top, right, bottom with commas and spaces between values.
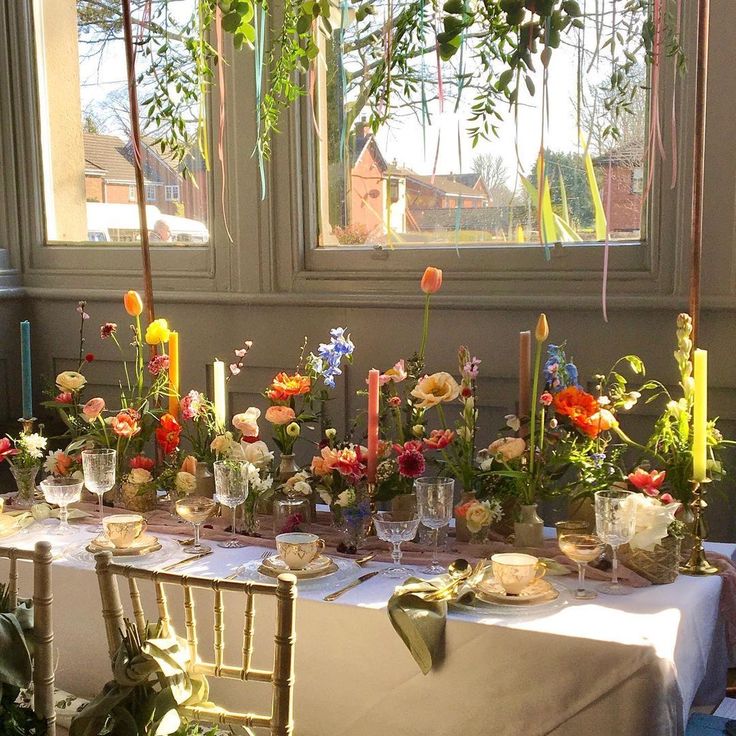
424, 429, 455, 450
111, 409, 141, 438
266, 372, 311, 401
130, 454, 155, 472
628, 467, 666, 497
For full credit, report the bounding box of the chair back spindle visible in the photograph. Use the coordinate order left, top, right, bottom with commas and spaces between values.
92, 552, 297, 735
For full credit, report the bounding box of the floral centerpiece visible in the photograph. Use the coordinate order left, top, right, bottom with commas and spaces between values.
264, 327, 354, 480
310, 441, 372, 552
617, 468, 684, 584
0, 431, 47, 507
43, 293, 171, 481
454, 497, 503, 544
633, 314, 731, 503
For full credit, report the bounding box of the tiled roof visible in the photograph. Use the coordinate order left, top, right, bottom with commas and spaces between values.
409, 173, 485, 197
83, 133, 138, 183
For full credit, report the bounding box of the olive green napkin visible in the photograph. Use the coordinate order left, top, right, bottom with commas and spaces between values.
387, 575, 481, 675
0, 598, 34, 692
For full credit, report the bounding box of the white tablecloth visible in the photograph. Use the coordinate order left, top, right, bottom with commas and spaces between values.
2, 521, 733, 736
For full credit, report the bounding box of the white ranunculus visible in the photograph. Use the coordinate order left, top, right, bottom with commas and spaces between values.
241, 440, 274, 468
622, 494, 681, 551
335, 489, 354, 508
129, 468, 153, 485
318, 489, 333, 506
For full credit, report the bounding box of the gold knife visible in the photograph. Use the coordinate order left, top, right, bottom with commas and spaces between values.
324, 570, 381, 602
158, 550, 213, 572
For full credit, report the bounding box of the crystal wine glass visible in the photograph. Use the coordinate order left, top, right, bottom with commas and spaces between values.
594, 489, 636, 595
415, 477, 454, 575
558, 532, 605, 599
214, 460, 249, 549
175, 496, 217, 554
81, 448, 116, 533
373, 509, 421, 578
40, 477, 84, 535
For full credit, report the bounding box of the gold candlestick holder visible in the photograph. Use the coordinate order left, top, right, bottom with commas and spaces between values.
680, 478, 718, 576
18, 417, 37, 435
366, 481, 377, 535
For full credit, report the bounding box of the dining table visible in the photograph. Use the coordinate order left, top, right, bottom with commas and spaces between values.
0, 508, 734, 736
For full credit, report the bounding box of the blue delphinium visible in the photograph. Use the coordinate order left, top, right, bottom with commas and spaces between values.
309, 327, 355, 388
544, 343, 580, 392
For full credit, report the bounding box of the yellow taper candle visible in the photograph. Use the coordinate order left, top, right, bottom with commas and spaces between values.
213, 360, 227, 429
692, 348, 708, 482
168, 331, 179, 418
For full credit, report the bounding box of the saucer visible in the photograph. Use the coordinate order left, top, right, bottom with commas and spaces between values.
86, 533, 162, 556
474, 577, 559, 606
259, 554, 338, 580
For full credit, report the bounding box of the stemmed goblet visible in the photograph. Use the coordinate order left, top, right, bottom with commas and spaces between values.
81, 448, 116, 533
214, 460, 249, 549
415, 477, 454, 575
373, 508, 421, 578
175, 496, 217, 554
558, 532, 605, 599
594, 489, 636, 595
40, 477, 84, 535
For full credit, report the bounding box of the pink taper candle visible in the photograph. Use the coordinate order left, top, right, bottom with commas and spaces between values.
519, 331, 532, 419
367, 368, 380, 484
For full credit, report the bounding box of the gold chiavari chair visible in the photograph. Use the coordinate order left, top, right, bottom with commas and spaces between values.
93, 551, 297, 735
0, 540, 56, 736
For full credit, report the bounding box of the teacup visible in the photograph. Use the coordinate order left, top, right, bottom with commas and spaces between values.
103, 513, 147, 549
491, 552, 545, 595
276, 533, 325, 570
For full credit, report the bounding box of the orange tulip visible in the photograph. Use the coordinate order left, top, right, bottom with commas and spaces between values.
535, 313, 549, 342
420, 266, 443, 294
124, 290, 143, 317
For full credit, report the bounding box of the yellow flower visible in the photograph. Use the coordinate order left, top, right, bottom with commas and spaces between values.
145, 318, 171, 345
286, 422, 301, 438
535, 313, 549, 342
410, 372, 460, 409
411, 424, 425, 437
56, 370, 87, 392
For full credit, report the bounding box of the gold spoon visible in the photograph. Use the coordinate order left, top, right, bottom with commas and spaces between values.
425, 558, 472, 601
354, 552, 376, 567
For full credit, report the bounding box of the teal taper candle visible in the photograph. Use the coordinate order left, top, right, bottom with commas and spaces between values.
20, 321, 32, 419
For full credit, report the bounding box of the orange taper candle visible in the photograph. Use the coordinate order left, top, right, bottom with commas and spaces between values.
168, 331, 179, 418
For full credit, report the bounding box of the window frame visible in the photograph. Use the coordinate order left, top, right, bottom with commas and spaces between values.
164, 184, 180, 202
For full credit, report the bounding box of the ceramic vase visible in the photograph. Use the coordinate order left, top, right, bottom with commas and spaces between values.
514, 503, 544, 549
277, 454, 300, 484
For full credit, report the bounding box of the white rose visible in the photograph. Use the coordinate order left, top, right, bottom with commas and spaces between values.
318, 489, 333, 506
241, 440, 274, 467
292, 481, 312, 496
622, 494, 681, 551
129, 468, 153, 485
56, 371, 87, 392
175, 471, 197, 495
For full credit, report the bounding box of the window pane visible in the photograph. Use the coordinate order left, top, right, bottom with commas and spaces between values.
33, 0, 209, 246
316, 6, 646, 248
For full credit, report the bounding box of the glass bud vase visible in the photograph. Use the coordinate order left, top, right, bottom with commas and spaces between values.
469, 524, 491, 545
9, 462, 41, 508
273, 493, 310, 534
514, 503, 544, 549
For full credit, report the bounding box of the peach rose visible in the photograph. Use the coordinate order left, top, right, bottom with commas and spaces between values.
82, 397, 105, 421
410, 372, 460, 409
488, 437, 527, 462
311, 446, 340, 477
265, 405, 296, 426
180, 455, 198, 475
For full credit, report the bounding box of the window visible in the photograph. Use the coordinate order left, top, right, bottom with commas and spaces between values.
32, 0, 209, 246
165, 185, 180, 202
315, 10, 647, 249
632, 167, 644, 195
